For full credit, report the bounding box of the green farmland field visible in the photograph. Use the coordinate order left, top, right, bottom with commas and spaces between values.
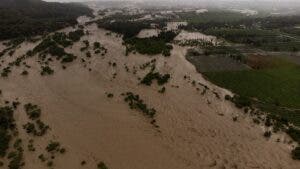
203, 58, 300, 126
204, 60, 300, 108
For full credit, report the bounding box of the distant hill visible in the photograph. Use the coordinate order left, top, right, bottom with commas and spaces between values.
0, 0, 93, 40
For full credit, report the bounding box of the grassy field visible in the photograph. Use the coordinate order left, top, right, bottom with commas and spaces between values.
175, 10, 251, 24
202, 57, 300, 126
203, 58, 300, 109
204, 28, 300, 52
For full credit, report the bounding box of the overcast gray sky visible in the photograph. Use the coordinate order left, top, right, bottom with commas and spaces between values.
43, 0, 300, 7
43, 0, 297, 2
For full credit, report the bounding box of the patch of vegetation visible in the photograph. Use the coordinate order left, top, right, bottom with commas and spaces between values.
141, 71, 171, 86
96, 14, 175, 56
8, 139, 24, 169
202, 56, 300, 159
0, 106, 15, 157
27, 139, 35, 152
46, 141, 61, 153
180, 12, 300, 52
41, 66, 54, 76
106, 93, 114, 98
97, 162, 108, 169
175, 39, 214, 47
203, 45, 245, 62
81, 160, 86, 166
32, 32, 78, 62
203, 58, 300, 109
68, 29, 85, 42
93, 42, 101, 50
52, 32, 73, 47
205, 28, 300, 52
38, 140, 66, 167
176, 10, 251, 25
21, 71, 28, 76
287, 127, 300, 143
125, 31, 176, 56
97, 20, 151, 39
23, 120, 49, 137
263, 131, 272, 138
0, 0, 93, 40
24, 104, 41, 120
123, 92, 156, 118
292, 146, 300, 160
0, 103, 24, 169
1, 67, 11, 77
23, 103, 49, 136
230, 95, 252, 109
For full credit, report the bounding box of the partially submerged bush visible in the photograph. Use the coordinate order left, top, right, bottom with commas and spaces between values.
97, 162, 108, 169
141, 71, 170, 86
123, 92, 156, 118
106, 93, 114, 98
263, 131, 272, 138
0, 106, 15, 157
24, 104, 41, 120
41, 66, 54, 76
46, 141, 60, 153
292, 147, 300, 160
287, 127, 300, 143
23, 103, 49, 136
68, 29, 84, 42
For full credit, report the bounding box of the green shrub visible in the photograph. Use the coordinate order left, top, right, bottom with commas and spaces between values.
287, 127, 300, 143
0, 1, 92, 40
23, 121, 49, 136
23, 123, 35, 134
41, 66, 54, 76
81, 160, 86, 165
8, 151, 23, 169
224, 95, 232, 100
94, 42, 101, 50
68, 29, 84, 42
263, 131, 272, 138
106, 93, 114, 98
59, 148, 66, 154
0, 106, 15, 157
141, 71, 170, 86
46, 141, 60, 153
0, 130, 11, 157
124, 92, 156, 118
24, 103, 41, 120
292, 146, 300, 160
61, 54, 77, 63
38, 154, 46, 162
1, 67, 11, 77
21, 70, 28, 76
97, 162, 108, 169
86, 52, 91, 58
27, 139, 35, 152
52, 32, 72, 47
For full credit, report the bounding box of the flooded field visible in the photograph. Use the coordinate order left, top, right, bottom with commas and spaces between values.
137, 29, 161, 38
166, 22, 187, 30
230, 9, 258, 16
196, 9, 208, 13
175, 30, 218, 44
